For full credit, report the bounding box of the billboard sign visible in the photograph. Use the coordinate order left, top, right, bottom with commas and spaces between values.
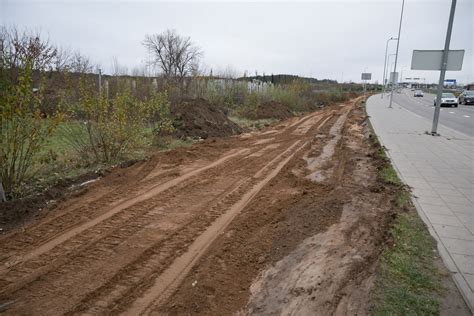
444, 79, 456, 86
389, 72, 399, 84
411, 50, 464, 71
361, 73, 372, 80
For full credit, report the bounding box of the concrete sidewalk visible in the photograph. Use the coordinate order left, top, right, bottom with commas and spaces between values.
367, 95, 474, 312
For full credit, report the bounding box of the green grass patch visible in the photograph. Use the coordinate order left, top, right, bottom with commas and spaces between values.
364, 110, 444, 315
21, 120, 193, 198
371, 136, 443, 315
373, 210, 441, 315
380, 164, 402, 186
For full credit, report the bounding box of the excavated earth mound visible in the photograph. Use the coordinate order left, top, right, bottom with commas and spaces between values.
171, 98, 244, 139
254, 101, 294, 120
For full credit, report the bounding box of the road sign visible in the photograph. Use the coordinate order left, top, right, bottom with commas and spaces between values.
444, 79, 456, 86
361, 73, 372, 80
411, 49, 464, 71
389, 72, 399, 84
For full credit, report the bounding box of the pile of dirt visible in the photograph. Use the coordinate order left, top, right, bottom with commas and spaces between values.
171, 98, 244, 139
254, 101, 294, 120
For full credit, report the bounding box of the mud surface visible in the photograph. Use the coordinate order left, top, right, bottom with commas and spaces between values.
0, 171, 104, 233
171, 98, 243, 139
0, 97, 402, 315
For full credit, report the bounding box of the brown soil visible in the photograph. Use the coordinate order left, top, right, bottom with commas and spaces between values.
0, 171, 103, 233
171, 98, 244, 139
254, 100, 294, 120
0, 97, 463, 315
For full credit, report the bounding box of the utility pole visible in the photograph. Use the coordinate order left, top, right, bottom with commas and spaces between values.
389, 0, 405, 108
431, 0, 457, 135
382, 37, 397, 99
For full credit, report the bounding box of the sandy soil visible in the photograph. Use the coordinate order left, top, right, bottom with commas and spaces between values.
0, 97, 440, 315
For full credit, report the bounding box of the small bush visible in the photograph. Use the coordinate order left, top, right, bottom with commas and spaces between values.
0, 62, 61, 198
62, 78, 173, 163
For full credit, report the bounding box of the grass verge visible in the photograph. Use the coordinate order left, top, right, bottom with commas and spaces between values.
368, 125, 443, 315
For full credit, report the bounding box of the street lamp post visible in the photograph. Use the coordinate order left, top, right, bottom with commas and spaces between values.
385, 54, 396, 92
389, 0, 406, 108
382, 37, 398, 98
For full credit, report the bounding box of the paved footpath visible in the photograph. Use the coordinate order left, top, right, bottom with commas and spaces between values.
367, 95, 474, 312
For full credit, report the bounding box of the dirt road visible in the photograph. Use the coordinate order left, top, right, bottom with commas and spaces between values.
0, 98, 395, 315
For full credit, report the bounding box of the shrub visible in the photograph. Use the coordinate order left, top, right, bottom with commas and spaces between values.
0, 62, 61, 198
62, 78, 173, 163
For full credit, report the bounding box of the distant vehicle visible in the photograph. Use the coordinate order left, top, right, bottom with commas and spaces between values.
458, 90, 474, 105
414, 90, 424, 97
433, 93, 458, 107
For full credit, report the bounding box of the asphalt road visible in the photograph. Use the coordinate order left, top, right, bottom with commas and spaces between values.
387, 88, 474, 137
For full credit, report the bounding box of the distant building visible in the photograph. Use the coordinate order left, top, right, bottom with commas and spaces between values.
465, 83, 474, 91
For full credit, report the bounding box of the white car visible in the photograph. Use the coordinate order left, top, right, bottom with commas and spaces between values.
414, 90, 424, 97
433, 93, 458, 107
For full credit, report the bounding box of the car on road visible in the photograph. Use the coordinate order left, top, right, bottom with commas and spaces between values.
433, 93, 458, 107
414, 90, 424, 97
458, 90, 474, 105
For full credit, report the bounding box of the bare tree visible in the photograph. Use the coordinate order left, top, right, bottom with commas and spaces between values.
69, 50, 93, 73
54, 46, 73, 71
143, 29, 202, 85
111, 56, 128, 76
0, 26, 57, 72
216, 65, 240, 79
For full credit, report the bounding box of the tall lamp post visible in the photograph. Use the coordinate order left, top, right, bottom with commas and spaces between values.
385, 54, 396, 92
389, 0, 406, 108
382, 37, 398, 98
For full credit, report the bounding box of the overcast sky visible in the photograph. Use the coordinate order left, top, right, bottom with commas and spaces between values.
1, 0, 473, 83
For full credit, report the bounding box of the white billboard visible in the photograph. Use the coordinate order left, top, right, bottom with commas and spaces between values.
411, 50, 464, 71
389, 72, 399, 84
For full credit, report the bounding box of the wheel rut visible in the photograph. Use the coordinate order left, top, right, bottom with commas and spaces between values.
0, 101, 360, 315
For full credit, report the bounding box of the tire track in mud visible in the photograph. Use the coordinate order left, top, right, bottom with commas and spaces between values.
154, 100, 365, 315
0, 103, 353, 315
0, 174, 237, 296
77, 123, 323, 315
0, 161, 176, 263
0, 143, 289, 297
122, 141, 307, 315
64, 178, 252, 315
64, 142, 305, 315
244, 102, 391, 316
0, 132, 312, 312
0, 158, 159, 245
0, 148, 249, 269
